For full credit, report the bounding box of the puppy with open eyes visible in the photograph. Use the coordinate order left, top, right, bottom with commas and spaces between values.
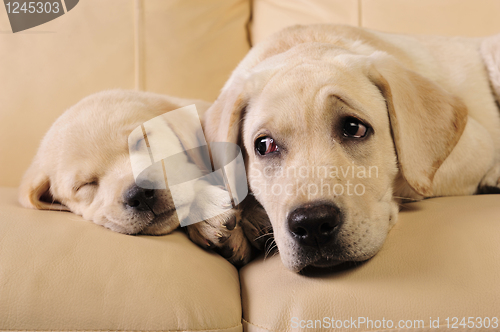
19, 90, 253, 265
204, 25, 500, 272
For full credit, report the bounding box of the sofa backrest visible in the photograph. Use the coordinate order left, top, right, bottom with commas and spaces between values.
0, 0, 250, 187
250, 0, 500, 45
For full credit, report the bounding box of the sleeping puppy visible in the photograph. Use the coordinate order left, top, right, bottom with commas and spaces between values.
19, 90, 252, 264
204, 25, 500, 272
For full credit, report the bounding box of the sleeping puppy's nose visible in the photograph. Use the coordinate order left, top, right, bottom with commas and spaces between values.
124, 185, 156, 211
287, 203, 341, 247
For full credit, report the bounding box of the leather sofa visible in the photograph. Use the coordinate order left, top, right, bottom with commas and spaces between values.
1, 1, 499, 331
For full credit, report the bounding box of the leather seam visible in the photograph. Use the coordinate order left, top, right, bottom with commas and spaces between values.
0, 323, 243, 332
241, 319, 276, 332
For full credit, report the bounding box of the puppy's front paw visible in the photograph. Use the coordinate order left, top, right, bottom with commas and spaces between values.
240, 196, 273, 251
478, 163, 500, 194
186, 186, 252, 266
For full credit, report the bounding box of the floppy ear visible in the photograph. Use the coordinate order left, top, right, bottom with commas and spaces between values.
165, 106, 212, 172
203, 80, 248, 145
203, 31, 291, 144
19, 161, 69, 211
367, 52, 468, 197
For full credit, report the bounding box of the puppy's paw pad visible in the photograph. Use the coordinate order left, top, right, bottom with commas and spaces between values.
186, 209, 252, 266
223, 215, 236, 230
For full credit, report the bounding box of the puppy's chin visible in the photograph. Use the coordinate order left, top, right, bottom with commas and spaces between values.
100, 208, 179, 235
140, 209, 179, 235
310, 257, 343, 268
283, 247, 378, 272
287, 256, 343, 273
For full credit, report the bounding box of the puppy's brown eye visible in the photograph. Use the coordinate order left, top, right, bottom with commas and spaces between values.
343, 117, 368, 138
255, 136, 279, 155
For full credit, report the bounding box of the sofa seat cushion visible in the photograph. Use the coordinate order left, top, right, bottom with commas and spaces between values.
0, 187, 242, 332
240, 195, 500, 332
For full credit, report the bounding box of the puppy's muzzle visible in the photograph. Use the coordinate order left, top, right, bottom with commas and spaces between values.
287, 203, 341, 247
124, 184, 156, 212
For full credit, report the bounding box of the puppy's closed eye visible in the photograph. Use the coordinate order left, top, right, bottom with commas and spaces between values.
74, 180, 98, 193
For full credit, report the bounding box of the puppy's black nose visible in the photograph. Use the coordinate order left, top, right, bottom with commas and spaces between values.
124, 185, 156, 211
287, 203, 341, 247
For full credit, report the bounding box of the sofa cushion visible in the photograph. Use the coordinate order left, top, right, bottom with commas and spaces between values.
0, 187, 242, 332
240, 195, 500, 332
251, 0, 500, 45
251, 0, 359, 45
141, 0, 251, 102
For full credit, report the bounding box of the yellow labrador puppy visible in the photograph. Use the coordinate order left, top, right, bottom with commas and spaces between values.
204, 25, 500, 272
19, 90, 252, 264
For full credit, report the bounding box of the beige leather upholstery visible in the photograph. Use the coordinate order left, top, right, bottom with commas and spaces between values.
360, 0, 500, 37
240, 195, 500, 332
0, 187, 242, 332
251, 0, 360, 45
251, 0, 500, 44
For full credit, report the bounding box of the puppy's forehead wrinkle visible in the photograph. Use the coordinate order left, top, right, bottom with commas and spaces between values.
250, 63, 378, 140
